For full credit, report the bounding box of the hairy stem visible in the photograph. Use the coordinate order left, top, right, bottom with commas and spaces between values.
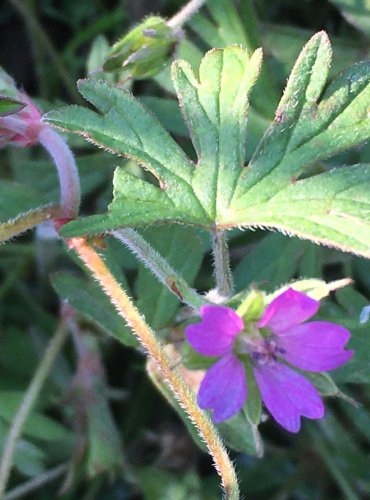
69, 237, 239, 500
168, 0, 207, 29
112, 229, 206, 310
0, 205, 60, 244
38, 127, 80, 219
0, 315, 69, 498
212, 230, 234, 300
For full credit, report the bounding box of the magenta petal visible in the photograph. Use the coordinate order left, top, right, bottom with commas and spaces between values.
253, 362, 324, 433
258, 288, 320, 333
185, 305, 244, 356
198, 353, 247, 423
278, 321, 353, 372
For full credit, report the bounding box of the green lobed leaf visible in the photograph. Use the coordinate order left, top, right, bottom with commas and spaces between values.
231, 164, 370, 257
47, 45, 262, 233
46, 35, 370, 257
190, 0, 279, 117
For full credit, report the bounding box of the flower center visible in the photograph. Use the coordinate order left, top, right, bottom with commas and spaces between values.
235, 330, 286, 366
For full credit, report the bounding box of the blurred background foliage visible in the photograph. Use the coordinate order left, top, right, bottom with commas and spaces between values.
0, 0, 370, 498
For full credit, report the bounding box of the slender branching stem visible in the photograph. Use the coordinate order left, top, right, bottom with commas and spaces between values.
112, 229, 206, 310
212, 230, 234, 300
167, 0, 207, 29
68, 237, 239, 499
38, 127, 80, 219
0, 315, 69, 498
4, 463, 68, 500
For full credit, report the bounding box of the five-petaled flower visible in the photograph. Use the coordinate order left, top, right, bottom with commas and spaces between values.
185, 288, 353, 433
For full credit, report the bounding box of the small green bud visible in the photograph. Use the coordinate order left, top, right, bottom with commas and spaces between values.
103, 16, 178, 79
236, 289, 265, 322
0, 95, 25, 117
0, 67, 26, 117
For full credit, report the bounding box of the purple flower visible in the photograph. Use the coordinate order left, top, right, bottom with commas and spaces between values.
185, 288, 353, 432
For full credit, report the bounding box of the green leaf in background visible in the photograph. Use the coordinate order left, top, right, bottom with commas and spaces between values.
329, 0, 370, 38
47, 33, 370, 257
10, 151, 118, 204
86, 396, 124, 477
136, 226, 203, 329
190, 0, 279, 117
0, 95, 24, 117
217, 409, 263, 458
0, 419, 46, 477
0, 177, 59, 241
51, 272, 136, 347
86, 34, 110, 76
0, 181, 47, 221
320, 287, 370, 384
303, 372, 340, 397
263, 24, 370, 85
135, 467, 204, 500
0, 391, 72, 442
234, 233, 304, 292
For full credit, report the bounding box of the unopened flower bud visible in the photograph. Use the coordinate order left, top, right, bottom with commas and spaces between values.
0, 95, 25, 118
103, 16, 178, 79
0, 68, 43, 148
0, 92, 42, 148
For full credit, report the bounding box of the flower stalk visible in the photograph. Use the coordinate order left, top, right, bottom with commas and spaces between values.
212, 230, 234, 300
112, 229, 206, 310
68, 237, 239, 500
38, 127, 80, 219
167, 0, 207, 29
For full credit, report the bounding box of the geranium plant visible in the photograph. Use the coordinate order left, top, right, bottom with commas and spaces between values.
0, 0, 369, 498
